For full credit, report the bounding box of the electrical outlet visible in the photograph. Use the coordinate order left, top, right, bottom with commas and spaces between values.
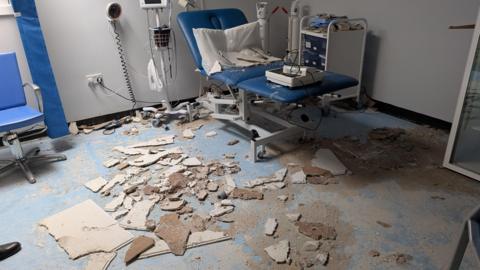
86, 73, 104, 87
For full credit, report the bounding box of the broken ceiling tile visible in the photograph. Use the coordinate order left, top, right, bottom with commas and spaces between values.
311, 149, 348, 176
316, 251, 329, 266
103, 159, 120, 168
161, 165, 187, 178
182, 129, 195, 139
143, 185, 160, 196
100, 174, 127, 195
128, 153, 164, 167
124, 236, 155, 265
160, 200, 185, 211
272, 168, 288, 182
113, 146, 149, 156
190, 214, 207, 232
111, 209, 129, 220
297, 222, 337, 240
39, 200, 134, 259
207, 182, 219, 192
244, 168, 288, 188
123, 196, 134, 210
205, 131, 217, 137
224, 174, 236, 194
154, 214, 191, 256
231, 188, 263, 200
120, 199, 157, 230
303, 241, 320, 252
105, 193, 126, 212
85, 252, 116, 270
220, 200, 234, 206
286, 213, 302, 222
196, 190, 208, 201
116, 162, 130, 171
277, 195, 288, 202
264, 218, 278, 236
209, 205, 234, 217
262, 182, 287, 190
182, 157, 202, 167
139, 230, 231, 259
290, 170, 307, 184
265, 240, 290, 264
128, 135, 175, 148
145, 220, 157, 232
84, 177, 108, 193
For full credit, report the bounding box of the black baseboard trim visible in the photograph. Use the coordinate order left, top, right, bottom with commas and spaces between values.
373, 101, 452, 130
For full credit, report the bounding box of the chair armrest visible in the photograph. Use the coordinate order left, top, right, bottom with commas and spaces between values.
23, 83, 43, 113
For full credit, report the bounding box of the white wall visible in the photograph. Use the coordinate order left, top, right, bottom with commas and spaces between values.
34, 0, 290, 122
300, 0, 478, 122
0, 1, 37, 109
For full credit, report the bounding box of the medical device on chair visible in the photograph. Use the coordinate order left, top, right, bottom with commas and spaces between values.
266, 65, 324, 88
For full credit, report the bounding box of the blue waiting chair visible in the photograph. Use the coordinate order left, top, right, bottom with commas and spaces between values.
0, 52, 66, 183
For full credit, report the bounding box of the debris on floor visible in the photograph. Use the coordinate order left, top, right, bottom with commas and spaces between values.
39, 200, 134, 259
376, 220, 392, 228
139, 230, 231, 259
264, 218, 278, 236
103, 158, 120, 168
302, 241, 320, 252
124, 236, 155, 265
154, 214, 191, 256
205, 131, 217, 137
286, 213, 302, 222
227, 139, 240, 146
182, 128, 195, 139
384, 253, 413, 265
231, 188, 264, 200
297, 221, 337, 240
120, 199, 158, 230
311, 149, 348, 176
265, 240, 290, 264
84, 177, 108, 193
85, 252, 116, 270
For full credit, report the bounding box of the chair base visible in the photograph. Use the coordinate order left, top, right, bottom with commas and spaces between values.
1, 133, 67, 184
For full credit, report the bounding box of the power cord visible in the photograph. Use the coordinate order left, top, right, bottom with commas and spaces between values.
98, 79, 168, 105
112, 22, 137, 110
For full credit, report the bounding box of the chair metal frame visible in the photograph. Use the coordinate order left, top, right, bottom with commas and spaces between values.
0, 82, 66, 184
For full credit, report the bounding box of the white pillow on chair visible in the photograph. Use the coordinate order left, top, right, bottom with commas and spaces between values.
193, 22, 263, 75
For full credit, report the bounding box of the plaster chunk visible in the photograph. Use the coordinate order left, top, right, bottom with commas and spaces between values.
265, 240, 290, 264
84, 177, 107, 193
104, 193, 126, 212
264, 218, 278, 236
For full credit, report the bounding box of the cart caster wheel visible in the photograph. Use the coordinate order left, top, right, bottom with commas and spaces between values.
257, 150, 266, 159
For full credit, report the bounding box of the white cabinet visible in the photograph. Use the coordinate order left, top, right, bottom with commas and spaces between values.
299, 17, 367, 104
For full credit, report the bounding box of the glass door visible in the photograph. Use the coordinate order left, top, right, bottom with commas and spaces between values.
444, 8, 480, 181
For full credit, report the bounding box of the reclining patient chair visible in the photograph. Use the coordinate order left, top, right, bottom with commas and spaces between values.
0, 52, 66, 183
177, 9, 359, 161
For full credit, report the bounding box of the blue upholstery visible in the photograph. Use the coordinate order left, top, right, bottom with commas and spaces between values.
177, 9, 359, 103
0, 106, 44, 132
0, 52, 44, 132
208, 61, 283, 86
177, 9, 248, 70
237, 72, 358, 103
0, 52, 27, 110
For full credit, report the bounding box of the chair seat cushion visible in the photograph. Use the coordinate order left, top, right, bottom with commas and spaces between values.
205, 61, 283, 85
237, 72, 359, 103
0, 106, 44, 132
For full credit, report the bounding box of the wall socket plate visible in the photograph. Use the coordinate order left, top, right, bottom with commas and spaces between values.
86, 73, 103, 87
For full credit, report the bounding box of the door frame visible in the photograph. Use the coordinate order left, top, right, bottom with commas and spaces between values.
443, 7, 480, 181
